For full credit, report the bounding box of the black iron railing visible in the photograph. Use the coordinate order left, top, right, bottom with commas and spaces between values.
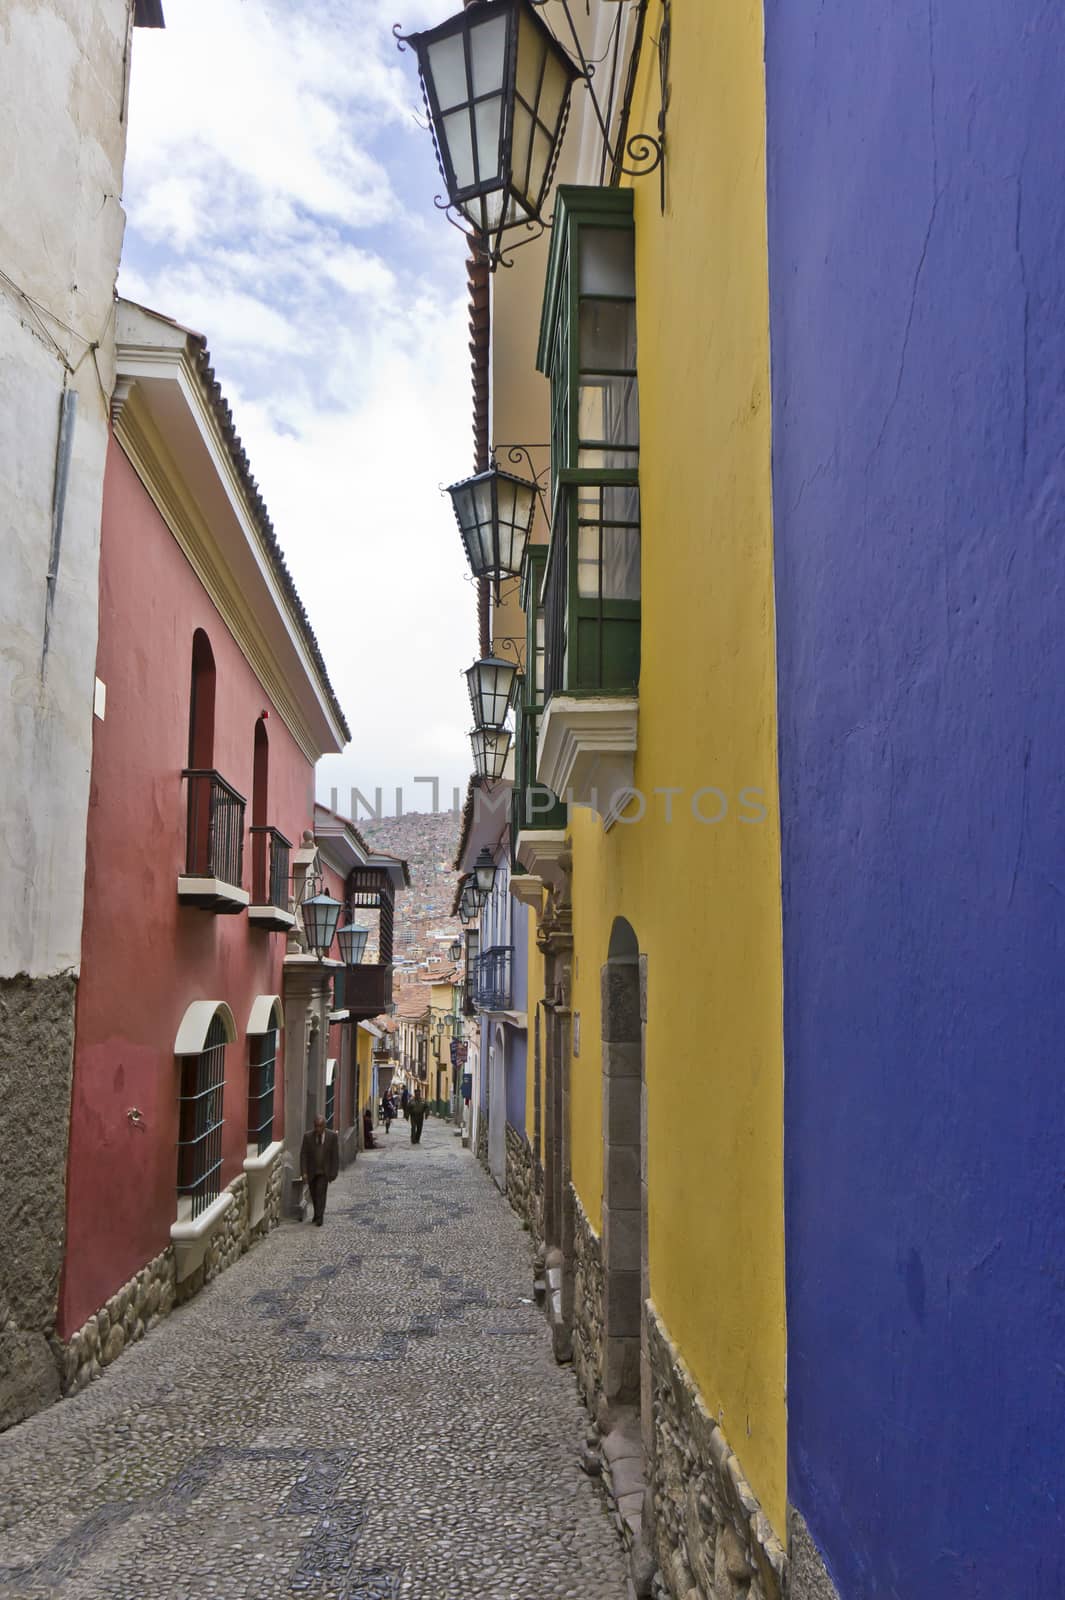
247, 1027, 277, 1155
183, 769, 246, 887
473, 945, 513, 1011
249, 825, 291, 908
177, 1013, 227, 1218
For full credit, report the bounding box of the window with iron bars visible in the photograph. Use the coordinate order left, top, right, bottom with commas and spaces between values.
325, 1067, 336, 1130
247, 1027, 277, 1155
177, 1012, 227, 1218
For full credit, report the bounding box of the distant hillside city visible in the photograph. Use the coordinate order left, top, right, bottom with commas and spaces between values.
361, 810, 464, 983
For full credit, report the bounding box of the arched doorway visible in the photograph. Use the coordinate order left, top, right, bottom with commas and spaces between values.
601, 916, 645, 1411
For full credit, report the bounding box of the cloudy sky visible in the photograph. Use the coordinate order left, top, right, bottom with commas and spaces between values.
123, 0, 474, 818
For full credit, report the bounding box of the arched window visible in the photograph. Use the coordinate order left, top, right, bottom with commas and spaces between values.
252, 715, 268, 826
249, 1027, 278, 1155
175, 1002, 233, 1219
247, 996, 283, 1155
188, 629, 216, 769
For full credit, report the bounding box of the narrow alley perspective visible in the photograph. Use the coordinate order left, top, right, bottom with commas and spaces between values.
0, 1121, 629, 1600
4, 2, 1064, 1596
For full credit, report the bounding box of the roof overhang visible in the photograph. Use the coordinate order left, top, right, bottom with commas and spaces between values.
112, 300, 349, 764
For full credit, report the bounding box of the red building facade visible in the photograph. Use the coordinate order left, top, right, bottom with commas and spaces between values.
58, 302, 352, 1361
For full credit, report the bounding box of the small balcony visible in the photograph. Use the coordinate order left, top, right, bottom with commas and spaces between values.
333, 962, 393, 1018
248, 826, 294, 932
178, 770, 248, 914
537, 489, 639, 823
473, 945, 513, 1012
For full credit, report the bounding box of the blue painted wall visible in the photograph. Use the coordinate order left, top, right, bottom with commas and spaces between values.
764, 3, 1065, 1593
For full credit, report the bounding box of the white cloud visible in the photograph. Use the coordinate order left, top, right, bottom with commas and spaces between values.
121, 0, 482, 812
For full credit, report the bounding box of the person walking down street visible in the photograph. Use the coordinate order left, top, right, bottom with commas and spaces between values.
363, 1105, 376, 1150
409, 1090, 425, 1145
300, 1114, 339, 1226
401, 1085, 410, 1121
383, 1092, 395, 1134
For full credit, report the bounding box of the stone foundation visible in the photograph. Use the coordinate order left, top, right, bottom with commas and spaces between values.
571, 1187, 604, 1412
504, 1124, 536, 1231
785, 1512, 840, 1600
61, 1156, 283, 1399
475, 1109, 489, 1165
646, 1303, 786, 1600
0, 972, 77, 1431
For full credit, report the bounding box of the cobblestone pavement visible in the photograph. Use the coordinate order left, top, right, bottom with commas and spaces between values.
0, 1119, 629, 1600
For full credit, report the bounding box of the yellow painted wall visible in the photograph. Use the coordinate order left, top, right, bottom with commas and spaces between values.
563, 0, 787, 1535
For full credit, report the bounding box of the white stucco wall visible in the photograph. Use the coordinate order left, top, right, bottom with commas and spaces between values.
0, 1, 133, 976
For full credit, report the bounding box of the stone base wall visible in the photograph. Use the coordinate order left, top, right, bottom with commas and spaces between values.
61, 1247, 177, 1394
0, 972, 77, 1432
785, 1512, 840, 1600
504, 1124, 536, 1230
61, 1157, 283, 1399
475, 1109, 489, 1165
571, 1188, 604, 1413
646, 1303, 786, 1600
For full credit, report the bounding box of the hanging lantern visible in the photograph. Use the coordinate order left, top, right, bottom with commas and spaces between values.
473, 846, 498, 896
466, 656, 518, 729
337, 924, 369, 965
449, 938, 463, 962
447, 466, 537, 583
398, 0, 582, 266
301, 892, 342, 958
470, 725, 512, 783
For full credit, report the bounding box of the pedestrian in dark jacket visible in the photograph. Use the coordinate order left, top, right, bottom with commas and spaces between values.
300, 1115, 339, 1225
401, 1085, 410, 1121
409, 1092, 425, 1145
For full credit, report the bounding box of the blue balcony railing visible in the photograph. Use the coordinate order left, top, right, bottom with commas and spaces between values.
472, 945, 513, 1011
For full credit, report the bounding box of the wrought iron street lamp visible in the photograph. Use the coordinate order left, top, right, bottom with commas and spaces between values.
396, 0, 582, 267
301, 892, 342, 958
470, 725, 512, 783
446, 465, 537, 588
466, 656, 518, 729
336, 924, 369, 965
473, 846, 498, 897
449, 938, 463, 962
459, 880, 479, 923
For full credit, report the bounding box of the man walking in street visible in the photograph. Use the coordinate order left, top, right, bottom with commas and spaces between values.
401, 1085, 410, 1121
409, 1090, 425, 1145
300, 1113, 339, 1225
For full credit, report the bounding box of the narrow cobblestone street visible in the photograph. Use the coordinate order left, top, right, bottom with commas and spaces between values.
0, 1121, 629, 1600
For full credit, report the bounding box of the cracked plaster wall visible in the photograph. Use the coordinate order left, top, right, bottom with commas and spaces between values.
765, 2, 1065, 1591
0, 0, 134, 1434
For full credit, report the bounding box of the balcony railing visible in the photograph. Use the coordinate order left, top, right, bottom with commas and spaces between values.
472, 945, 513, 1012
333, 963, 393, 1018
180, 770, 247, 913
250, 826, 290, 908
248, 825, 293, 930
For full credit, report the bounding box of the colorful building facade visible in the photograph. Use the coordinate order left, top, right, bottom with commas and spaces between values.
410, 0, 1065, 1593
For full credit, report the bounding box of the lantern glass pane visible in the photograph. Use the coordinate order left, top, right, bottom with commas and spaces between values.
511, 100, 535, 204
475, 95, 504, 184
514, 7, 546, 107
443, 107, 476, 190
579, 227, 636, 297
538, 47, 569, 136
469, 11, 508, 97
427, 32, 468, 111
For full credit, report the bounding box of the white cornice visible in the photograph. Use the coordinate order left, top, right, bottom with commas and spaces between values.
112, 338, 347, 762
536, 696, 639, 829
